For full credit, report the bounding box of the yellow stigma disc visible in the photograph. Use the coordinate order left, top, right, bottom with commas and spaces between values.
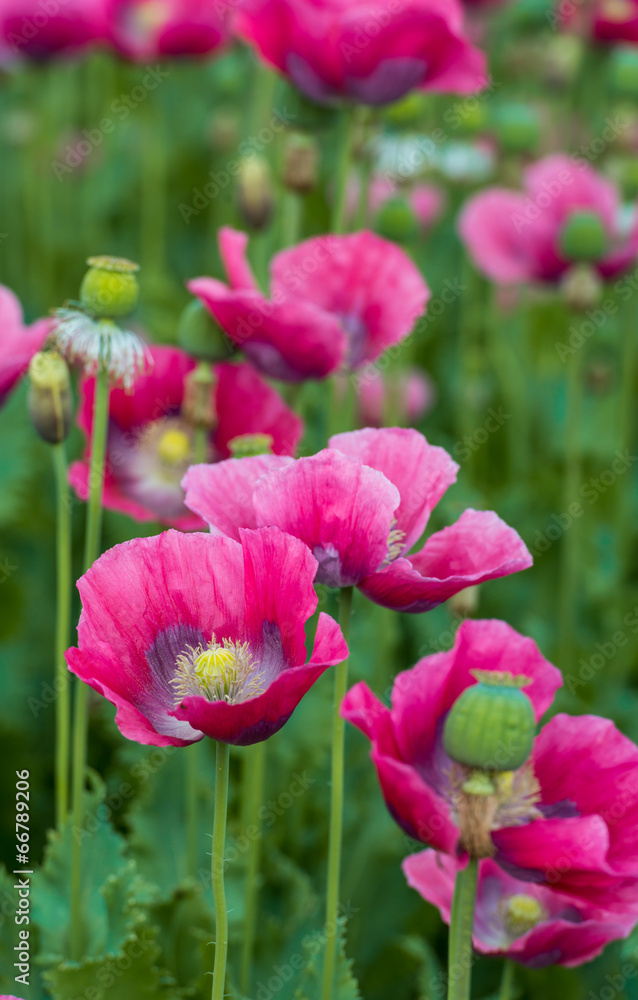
157, 428, 191, 466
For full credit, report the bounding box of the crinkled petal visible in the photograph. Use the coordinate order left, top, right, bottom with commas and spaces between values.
214, 361, 303, 457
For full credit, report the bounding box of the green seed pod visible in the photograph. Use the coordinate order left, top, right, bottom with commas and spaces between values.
80, 256, 140, 319
492, 104, 540, 154
228, 433, 274, 458
28, 350, 72, 444
178, 300, 233, 363
559, 210, 607, 263
375, 196, 418, 243
443, 670, 535, 772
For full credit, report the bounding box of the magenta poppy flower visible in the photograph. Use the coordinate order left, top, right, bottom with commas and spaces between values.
403, 851, 636, 968
66, 527, 347, 747
183, 427, 531, 607
106, 0, 228, 59
0, 0, 109, 58
234, 0, 487, 105
342, 618, 638, 911
355, 367, 436, 427
459, 154, 638, 284
189, 228, 429, 382
68, 343, 302, 530
0, 284, 51, 406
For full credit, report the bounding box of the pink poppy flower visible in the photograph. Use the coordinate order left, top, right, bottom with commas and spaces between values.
0, 284, 51, 406
557, 0, 638, 43
234, 0, 487, 106
66, 527, 348, 747
106, 0, 229, 59
0, 0, 109, 58
355, 367, 437, 427
189, 228, 429, 381
342, 618, 638, 911
183, 427, 531, 607
459, 153, 638, 284
68, 343, 302, 530
346, 177, 446, 232
403, 851, 636, 968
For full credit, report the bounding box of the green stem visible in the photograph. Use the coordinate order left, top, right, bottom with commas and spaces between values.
212, 740, 230, 1000
321, 585, 353, 1000
239, 740, 267, 995
447, 859, 478, 1000
70, 365, 110, 961
280, 190, 303, 249
558, 344, 584, 674
331, 107, 356, 235
499, 959, 515, 1000
617, 316, 636, 583
52, 443, 72, 827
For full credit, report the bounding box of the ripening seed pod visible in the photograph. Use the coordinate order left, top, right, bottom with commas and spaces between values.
28, 350, 72, 444
237, 155, 273, 230
559, 210, 607, 263
228, 433, 274, 458
375, 196, 418, 243
443, 670, 535, 772
80, 256, 140, 319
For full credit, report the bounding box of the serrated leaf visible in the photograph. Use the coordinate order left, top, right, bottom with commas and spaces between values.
287, 919, 360, 1000
147, 880, 214, 996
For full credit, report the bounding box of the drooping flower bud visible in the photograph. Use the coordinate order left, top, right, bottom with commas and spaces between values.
501, 894, 547, 939
177, 300, 233, 363
80, 256, 140, 319
375, 196, 418, 243
443, 671, 535, 773
560, 262, 604, 311
283, 133, 319, 194
27, 350, 72, 444
559, 210, 608, 263
237, 155, 273, 230
228, 433, 274, 458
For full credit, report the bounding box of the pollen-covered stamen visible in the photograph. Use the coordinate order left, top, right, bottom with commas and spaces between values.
53, 311, 150, 390
136, 417, 193, 479
500, 894, 547, 939
171, 636, 266, 705
384, 522, 406, 565
448, 762, 542, 859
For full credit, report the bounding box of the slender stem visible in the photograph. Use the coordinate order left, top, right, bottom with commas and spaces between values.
280, 190, 302, 249
617, 316, 636, 583
70, 365, 111, 961
558, 343, 584, 674
212, 740, 230, 1000
331, 107, 356, 235
447, 859, 478, 1000
52, 443, 72, 827
499, 959, 515, 1000
239, 740, 267, 995
321, 585, 353, 1000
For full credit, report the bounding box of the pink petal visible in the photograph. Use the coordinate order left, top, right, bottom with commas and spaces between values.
218, 226, 259, 291
214, 361, 303, 457
458, 188, 537, 284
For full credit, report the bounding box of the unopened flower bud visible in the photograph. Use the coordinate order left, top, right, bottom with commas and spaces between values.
80, 256, 140, 319
449, 586, 480, 619
28, 350, 72, 444
209, 110, 240, 153
237, 155, 273, 230
560, 263, 604, 311
178, 300, 233, 363
492, 104, 540, 154
228, 433, 274, 458
375, 196, 418, 242
502, 894, 547, 939
443, 670, 535, 773
559, 210, 607, 263
283, 133, 319, 194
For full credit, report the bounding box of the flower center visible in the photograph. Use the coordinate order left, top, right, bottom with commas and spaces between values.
137, 417, 193, 478
171, 636, 265, 704
600, 0, 634, 21
501, 894, 547, 939
157, 427, 192, 466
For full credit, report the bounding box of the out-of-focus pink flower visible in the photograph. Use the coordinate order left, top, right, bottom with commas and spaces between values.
0, 285, 51, 406
347, 176, 446, 230
0, 0, 109, 59
356, 367, 437, 427
66, 527, 348, 747
189, 227, 429, 381
184, 427, 531, 606
459, 153, 638, 284
106, 0, 229, 59
68, 343, 302, 530
343, 618, 638, 911
404, 851, 636, 967
235, 0, 487, 105
558, 0, 638, 44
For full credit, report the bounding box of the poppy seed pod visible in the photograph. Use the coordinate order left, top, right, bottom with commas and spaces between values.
177, 299, 233, 363
228, 433, 274, 458
28, 350, 72, 444
375, 196, 418, 243
80, 256, 140, 319
237, 155, 273, 230
443, 670, 535, 772
559, 210, 608, 262
283, 133, 319, 194
492, 104, 540, 154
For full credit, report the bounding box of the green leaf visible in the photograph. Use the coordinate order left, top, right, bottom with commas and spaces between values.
286, 919, 360, 1000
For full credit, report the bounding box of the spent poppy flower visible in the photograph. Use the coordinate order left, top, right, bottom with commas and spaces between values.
0, 284, 51, 407
0, 0, 109, 59
66, 527, 348, 747
189, 227, 429, 381
106, 0, 229, 59
68, 343, 302, 530
234, 0, 487, 106
183, 427, 532, 607
403, 851, 637, 967
342, 618, 638, 911
459, 153, 638, 284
